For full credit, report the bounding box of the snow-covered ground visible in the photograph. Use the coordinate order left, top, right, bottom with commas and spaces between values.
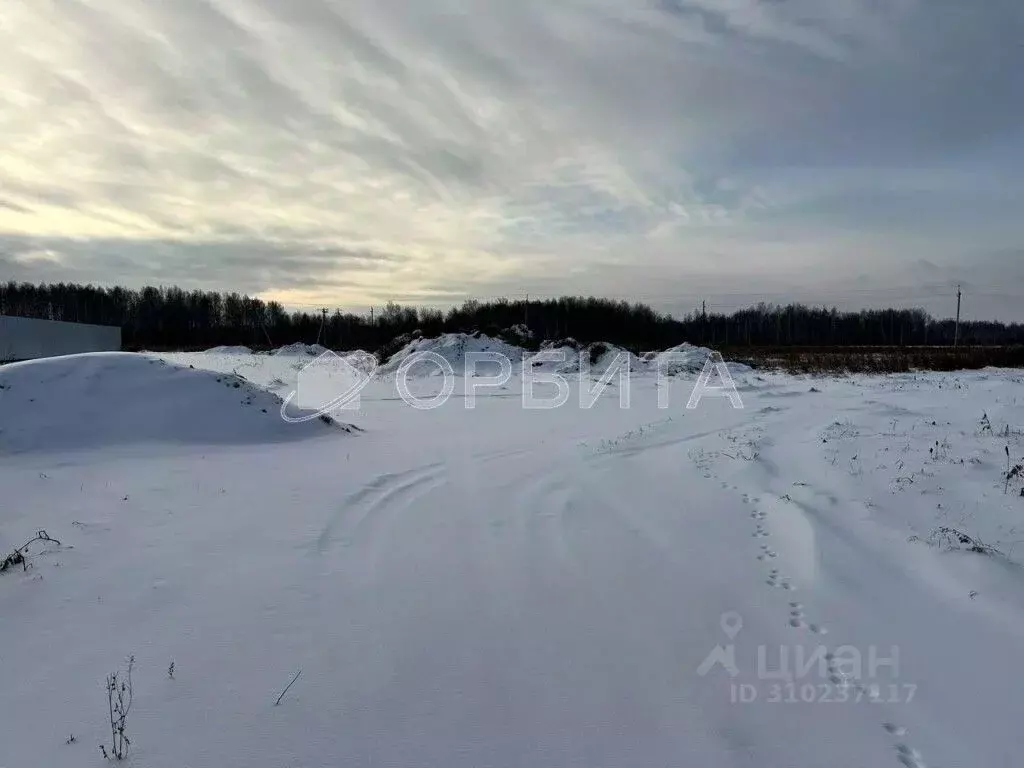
2, 346, 1024, 768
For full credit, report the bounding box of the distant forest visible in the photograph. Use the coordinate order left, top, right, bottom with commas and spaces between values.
2, 281, 1022, 352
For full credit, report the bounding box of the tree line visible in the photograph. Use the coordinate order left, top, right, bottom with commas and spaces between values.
1, 281, 1021, 352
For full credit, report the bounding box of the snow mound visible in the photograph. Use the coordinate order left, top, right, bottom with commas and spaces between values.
378, 333, 527, 377
524, 345, 580, 374
586, 342, 645, 375
340, 350, 378, 374
525, 341, 641, 376
0, 353, 349, 455
203, 345, 253, 355
523, 341, 750, 377
647, 343, 752, 376
271, 342, 330, 357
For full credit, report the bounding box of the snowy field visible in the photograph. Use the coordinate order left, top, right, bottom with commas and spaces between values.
2, 340, 1024, 768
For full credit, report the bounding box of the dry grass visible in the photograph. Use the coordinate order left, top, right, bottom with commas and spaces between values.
722, 345, 1024, 374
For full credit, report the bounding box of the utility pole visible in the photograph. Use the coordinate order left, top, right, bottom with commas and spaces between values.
316, 307, 327, 345
954, 285, 962, 348
525, 294, 529, 327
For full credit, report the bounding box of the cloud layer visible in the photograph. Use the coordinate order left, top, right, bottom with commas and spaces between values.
2, 0, 1022, 318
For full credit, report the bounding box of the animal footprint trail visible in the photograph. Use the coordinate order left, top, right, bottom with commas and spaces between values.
785, 600, 827, 633
882, 724, 927, 768
825, 652, 846, 685
753, 505, 791, 592
894, 744, 927, 768
765, 568, 795, 591
747, 494, 832, 636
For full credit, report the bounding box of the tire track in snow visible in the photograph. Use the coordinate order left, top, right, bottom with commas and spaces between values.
486, 449, 605, 580
518, 471, 581, 577
313, 462, 447, 554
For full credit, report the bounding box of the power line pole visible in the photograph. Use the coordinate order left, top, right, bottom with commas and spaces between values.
316, 307, 327, 345
954, 285, 962, 348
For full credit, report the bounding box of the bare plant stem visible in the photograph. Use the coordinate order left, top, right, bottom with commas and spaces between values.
274, 670, 302, 706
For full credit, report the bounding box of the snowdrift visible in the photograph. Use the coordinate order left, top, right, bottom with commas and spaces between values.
160, 337, 751, 403
525, 340, 643, 376
646, 342, 752, 376
378, 333, 527, 377
525, 340, 750, 377
270, 342, 331, 357
377, 334, 751, 380
0, 353, 346, 455
524, 342, 582, 374
203, 345, 253, 355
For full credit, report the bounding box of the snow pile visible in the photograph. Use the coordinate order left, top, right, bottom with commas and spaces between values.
525, 340, 750, 378
586, 342, 645, 375
154, 346, 378, 404
0, 352, 344, 455
378, 333, 527, 377
163, 340, 751, 396
341, 350, 378, 375
645, 342, 752, 376
525, 340, 643, 376
203, 345, 253, 355
270, 342, 331, 357
523, 339, 582, 373
500, 323, 535, 347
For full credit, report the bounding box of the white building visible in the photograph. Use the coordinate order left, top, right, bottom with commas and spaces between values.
0, 315, 121, 362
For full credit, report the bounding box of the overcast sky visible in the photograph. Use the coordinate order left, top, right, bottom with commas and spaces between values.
2, 0, 1022, 320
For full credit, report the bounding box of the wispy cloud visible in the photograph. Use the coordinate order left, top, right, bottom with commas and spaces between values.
1, 0, 1021, 318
